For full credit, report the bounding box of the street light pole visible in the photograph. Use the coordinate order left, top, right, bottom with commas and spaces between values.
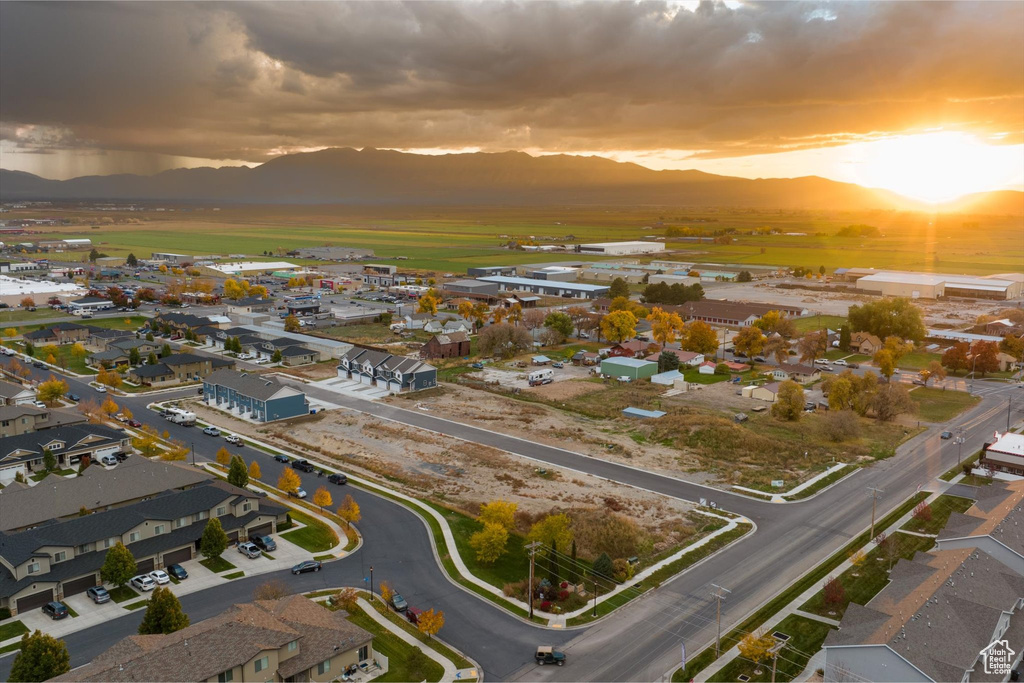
867, 487, 884, 540
711, 584, 731, 658
369, 565, 374, 602
191, 442, 195, 467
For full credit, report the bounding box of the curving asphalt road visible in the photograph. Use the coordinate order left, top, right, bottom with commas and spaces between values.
0, 356, 1017, 682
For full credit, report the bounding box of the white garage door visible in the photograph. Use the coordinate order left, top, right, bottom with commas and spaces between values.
389, 381, 402, 393
359, 374, 374, 386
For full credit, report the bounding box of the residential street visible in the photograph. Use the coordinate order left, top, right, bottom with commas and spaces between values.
0, 356, 1018, 681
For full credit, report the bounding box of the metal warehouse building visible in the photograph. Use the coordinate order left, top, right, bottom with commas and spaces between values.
476, 275, 609, 299
599, 357, 659, 380
855, 272, 947, 299
577, 241, 666, 256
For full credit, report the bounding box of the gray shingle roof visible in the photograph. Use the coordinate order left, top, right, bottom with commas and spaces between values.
0, 423, 128, 463
131, 363, 172, 378
0, 380, 33, 400
204, 369, 299, 401
161, 353, 209, 366
0, 457, 213, 532
279, 346, 315, 357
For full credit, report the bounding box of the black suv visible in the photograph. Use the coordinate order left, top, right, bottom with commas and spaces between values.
251, 535, 277, 552
327, 473, 348, 485
43, 601, 69, 620
291, 459, 315, 473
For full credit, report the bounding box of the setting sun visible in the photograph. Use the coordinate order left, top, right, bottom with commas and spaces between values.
848, 132, 1024, 204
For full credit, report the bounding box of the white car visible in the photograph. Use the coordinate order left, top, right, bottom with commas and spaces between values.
148, 570, 170, 585
814, 359, 831, 366
32, 401, 47, 409
253, 357, 270, 364
291, 487, 308, 499
94, 385, 108, 393
833, 359, 848, 366
130, 575, 156, 591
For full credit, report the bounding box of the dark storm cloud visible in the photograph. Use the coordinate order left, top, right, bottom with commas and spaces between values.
1, 1, 1021, 166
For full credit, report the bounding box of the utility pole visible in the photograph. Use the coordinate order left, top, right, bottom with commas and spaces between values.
369, 565, 374, 602
526, 541, 543, 620
957, 427, 965, 465
711, 584, 731, 658
592, 580, 598, 618
770, 642, 784, 683
191, 442, 195, 467
867, 487, 884, 540
1008, 394, 1014, 431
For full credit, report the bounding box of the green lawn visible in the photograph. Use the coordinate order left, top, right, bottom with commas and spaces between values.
800, 533, 935, 620
708, 614, 834, 683
901, 495, 975, 534
223, 571, 245, 580
360, 596, 475, 671
961, 474, 995, 486
108, 585, 140, 603
29, 468, 76, 482
897, 351, 943, 371
910, 387, 980, 422
0, 620, 28, 642
421, 501, 530, 589
280, 509, 340, 553
792, 315, 847, 334
81, 316, 149, 331
124, 600, 149, 611
0, 308, 69, 324
341, 603, 444, 683
199, 556, 237, 573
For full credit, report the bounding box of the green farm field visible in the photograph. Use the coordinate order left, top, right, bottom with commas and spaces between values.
12, 205, 1022, 275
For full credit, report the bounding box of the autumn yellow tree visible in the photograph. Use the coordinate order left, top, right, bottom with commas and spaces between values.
312, 486, 333, 514
283, 315, 301, 333
682, 320, 719, 355
101, 398, 119, 417
3, 328, 16, 339
132, 427, 162, 458
457, 301, 475, 320
738, 629, 775, 671
222, 279, 245, 300
469, 523, 509, 564
600, 310, 637, 344
417, 290, 442, 316
490, 307, 507, 325
478, 500, 517, 531
732, 326, 766, 358
96, 367, 122, 389
70, 342, 88, 361
216, 447, 231, 466
849, 549, 866, 576
648, 307, 685, 346
121, 407, 133, 421
417, 609, 445, 638
277, 468, 301, 496
162, 445, 188, 461
37, 377, 69, 405
249, 460, 262, 480
507, 302, 523, 326
379, 581, 394, 603
338, 494, 361, 527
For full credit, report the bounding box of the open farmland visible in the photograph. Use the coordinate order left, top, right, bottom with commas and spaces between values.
9, 205, 1022, 275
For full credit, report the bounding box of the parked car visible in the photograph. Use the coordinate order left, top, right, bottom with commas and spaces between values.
166, 564, 188, 581
86, 586, 110, 604
912, 378, 927, 386
291, 560, 322, 575
128, 419, 142, 428
32, 361, 46, 368
98, 454, 118, 467
148, 570, 171, 585
290, 487, 308, 499
292, 459, 315, 472
406, 607, 422, 625
130, 575, 156, 591
238, 542, 262, 559
833, 359, 848, 366
552, 361, 564, 369
390, 593, 408, 612
327, 473, 348, 485
253, 358, 270, 364
42, 601, 69, 620
251, 535, 277, 552
941, 431, 954, 439
814, 358, 831, 366
224, 434, 243, 446
471, 362, 484, 369
753, 356, 767, 363
202, 426, 221, 436
274, 454, 290, 463
536, 646, 566, 666
94, 385, 107, 393
847, 363, 860, 369
32, 400, 48, 409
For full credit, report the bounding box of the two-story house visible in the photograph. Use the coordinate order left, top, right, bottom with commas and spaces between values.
0, 380, 36, 406
202, 369, 309, 422
0, 404, 86, 438
338, 348, 437, 393
53, 596, 376, 683
0, 423, 131, 483
22, 322, 92, 346
0, 479, 286, 615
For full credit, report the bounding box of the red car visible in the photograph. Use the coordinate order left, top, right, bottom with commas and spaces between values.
406, 607, 422, 625
127, 419, 142, 428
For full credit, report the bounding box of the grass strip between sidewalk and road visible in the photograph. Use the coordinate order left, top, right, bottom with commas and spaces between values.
199, 556, 236, 573
339, 602, 444, 683
672, 490, 928, 682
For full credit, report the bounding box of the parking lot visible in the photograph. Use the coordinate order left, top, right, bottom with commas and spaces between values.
476, 361, 593, 389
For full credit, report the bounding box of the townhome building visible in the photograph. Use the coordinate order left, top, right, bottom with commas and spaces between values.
0, 479, 286, 615
202, 369, 309, 422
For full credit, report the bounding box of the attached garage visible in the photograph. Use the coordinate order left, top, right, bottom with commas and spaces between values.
359, 373, 374, 386
135, 557, 155, 574
388, 381, 402, 393
248, 522, 273, 539
162, 546, 192, 566
225, 530, 240, 543
63, 574, 98, 597
16, 587, 54, 614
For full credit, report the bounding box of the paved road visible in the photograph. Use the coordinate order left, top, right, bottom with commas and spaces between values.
0, 357, 1017, 681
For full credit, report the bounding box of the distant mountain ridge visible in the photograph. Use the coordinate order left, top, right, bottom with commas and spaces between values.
1, 147, 1021, 213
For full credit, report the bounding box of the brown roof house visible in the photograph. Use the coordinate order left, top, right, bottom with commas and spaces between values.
849, 331, 882, 354
421, 330, 471, 359
53, 596, 376, 683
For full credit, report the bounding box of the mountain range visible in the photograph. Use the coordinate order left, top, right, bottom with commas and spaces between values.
2, 148, 1021, 213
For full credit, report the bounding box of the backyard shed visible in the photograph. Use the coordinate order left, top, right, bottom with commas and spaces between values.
651, 369, 684, 386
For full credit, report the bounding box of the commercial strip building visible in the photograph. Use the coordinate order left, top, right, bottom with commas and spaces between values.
823, 481, 1024, 682
54, 596, 375, 683
0, 274, 84, 307
289, 246, 374, 260
202, 369, 310, 422
0, 479, 286, 615
674, 300, 809, 327
202, 261, 302, 277
476, 275, 609, 300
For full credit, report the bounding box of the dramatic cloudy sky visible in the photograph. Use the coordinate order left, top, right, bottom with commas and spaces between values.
1, 1, 1022, 197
